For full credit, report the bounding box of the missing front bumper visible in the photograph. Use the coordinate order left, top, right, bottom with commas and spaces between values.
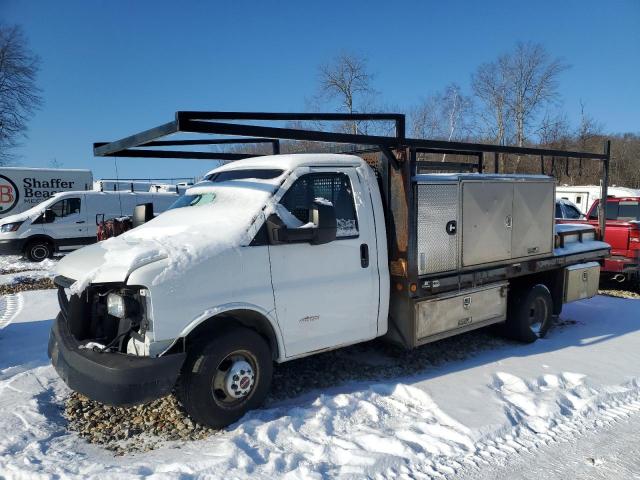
48, 312, 185, 406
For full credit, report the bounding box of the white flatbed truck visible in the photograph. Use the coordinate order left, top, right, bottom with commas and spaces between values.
48, 112, 611, 428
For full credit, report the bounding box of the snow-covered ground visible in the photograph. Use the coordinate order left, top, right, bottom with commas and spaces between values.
0, 255, 58, 286
0, 289, 639, 479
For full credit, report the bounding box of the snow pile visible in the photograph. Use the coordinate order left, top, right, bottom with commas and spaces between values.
2, 292, 640, 478
0, 255, 58, 274
69, 178, 282, 294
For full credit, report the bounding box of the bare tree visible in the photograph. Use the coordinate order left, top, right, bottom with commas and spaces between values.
0, 25, 42, 164
536, 111, 570, 147
411, 95, 440, 139
411, 83, 473, 161
411, 84, 473, 140
440, 84, 474, 143
472, 56, 511, 146
576, 100, 603, 149
505, 42, 568, 148
316, 52, 376, 135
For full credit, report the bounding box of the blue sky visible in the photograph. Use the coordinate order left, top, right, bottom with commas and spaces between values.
2, 0, 639, 181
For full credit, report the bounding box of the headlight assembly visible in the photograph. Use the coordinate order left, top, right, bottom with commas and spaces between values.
0, 222, 23, 233
107, 293, 126, 318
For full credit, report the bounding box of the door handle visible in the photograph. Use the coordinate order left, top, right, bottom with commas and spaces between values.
505, 215, 512, 229
75, 221, 85, 224
360, 243, 369, 268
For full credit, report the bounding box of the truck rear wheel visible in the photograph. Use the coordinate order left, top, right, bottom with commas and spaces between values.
505, 284, 553, 343
177, 326, 273, 429
25, 240, 53, 262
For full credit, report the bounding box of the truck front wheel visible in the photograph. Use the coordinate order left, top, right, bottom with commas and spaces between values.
25, 240, 53, 262
505, 284, 553, 343
177, 326, 273, 429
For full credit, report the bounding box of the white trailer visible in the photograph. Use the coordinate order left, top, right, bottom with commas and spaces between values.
556, 184, 640, 214
0, 167, 93, 219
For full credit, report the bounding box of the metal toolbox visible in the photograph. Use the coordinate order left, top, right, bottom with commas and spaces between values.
415, 175, 555, 275
564, 262, 600, 302
415, 282, 507, 341
416, 183, 459, 274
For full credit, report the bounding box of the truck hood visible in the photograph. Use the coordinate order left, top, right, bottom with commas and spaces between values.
55, 239, 167, 286
0, 210, 37, 225
57, 180, 276, 294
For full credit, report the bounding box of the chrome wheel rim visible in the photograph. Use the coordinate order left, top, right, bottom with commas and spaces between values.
31, 245, 48, 261
212, 350, 257, 407
529, 297, 548, 336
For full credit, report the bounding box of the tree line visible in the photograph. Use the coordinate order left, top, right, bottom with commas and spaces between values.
312, 46, 639, 188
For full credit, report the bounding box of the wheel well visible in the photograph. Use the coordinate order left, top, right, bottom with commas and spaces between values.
183, 310, 280, 360
509, 269, 565, 316
23, 235, 55, 253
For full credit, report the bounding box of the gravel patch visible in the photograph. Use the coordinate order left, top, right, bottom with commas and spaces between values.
598, 289, 640, 299
598, 279, 640, 299
0, 277, 55, 295
0, 266, 47, 275
65, 393, 217, 455
65, 327, 515, 454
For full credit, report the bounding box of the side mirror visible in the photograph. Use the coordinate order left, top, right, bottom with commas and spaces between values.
267, 200, 337, 245
310, 201, 337, 245
43, 208, 55, 223
132, 203, 154, 228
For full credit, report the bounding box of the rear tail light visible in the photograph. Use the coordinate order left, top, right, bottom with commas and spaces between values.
630, 227, 640, 249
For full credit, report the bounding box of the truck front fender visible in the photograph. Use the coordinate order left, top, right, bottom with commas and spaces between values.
178, 303, 286, 362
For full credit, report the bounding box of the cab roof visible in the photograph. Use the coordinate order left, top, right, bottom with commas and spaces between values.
206, 153, 365, 177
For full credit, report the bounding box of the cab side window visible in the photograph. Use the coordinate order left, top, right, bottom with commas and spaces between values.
280, 173, 359, 238
51, 198, 81, 219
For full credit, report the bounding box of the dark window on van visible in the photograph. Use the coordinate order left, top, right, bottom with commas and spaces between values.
206, 169, 284, 182
280, 173, 358, 238
50, 198, 81, 218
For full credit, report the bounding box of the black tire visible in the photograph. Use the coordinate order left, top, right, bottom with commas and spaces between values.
177, 326, 273, 429
505, 284, 553, 343
24, 240, 53, 262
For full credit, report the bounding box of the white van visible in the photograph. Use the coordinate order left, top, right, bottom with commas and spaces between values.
0, 167, 93, 219
0, 190, 178, 261
556, 184, 640, 214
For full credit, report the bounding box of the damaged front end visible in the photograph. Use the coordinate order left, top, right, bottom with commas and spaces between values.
48, 275, 185, 406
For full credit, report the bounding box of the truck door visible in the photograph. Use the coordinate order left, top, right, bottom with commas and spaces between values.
45, 195, 89, 250
268, 169, 380, 357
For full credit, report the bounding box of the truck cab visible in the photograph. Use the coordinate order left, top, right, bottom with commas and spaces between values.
586, 197, 640, 284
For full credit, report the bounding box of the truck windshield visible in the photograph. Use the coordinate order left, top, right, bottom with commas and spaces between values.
205, 169, 284, 182
168, 192, 216, 210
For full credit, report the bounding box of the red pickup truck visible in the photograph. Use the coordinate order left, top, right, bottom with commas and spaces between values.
584, 197, 640, 286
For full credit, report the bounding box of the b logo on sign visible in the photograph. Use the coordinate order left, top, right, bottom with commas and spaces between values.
0, 175, 19, 213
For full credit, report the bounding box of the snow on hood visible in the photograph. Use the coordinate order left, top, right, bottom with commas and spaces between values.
61, 179, 280, 294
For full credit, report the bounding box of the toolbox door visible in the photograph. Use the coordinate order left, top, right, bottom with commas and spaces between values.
462, 182, 513, 266
416, 183, 459, 275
